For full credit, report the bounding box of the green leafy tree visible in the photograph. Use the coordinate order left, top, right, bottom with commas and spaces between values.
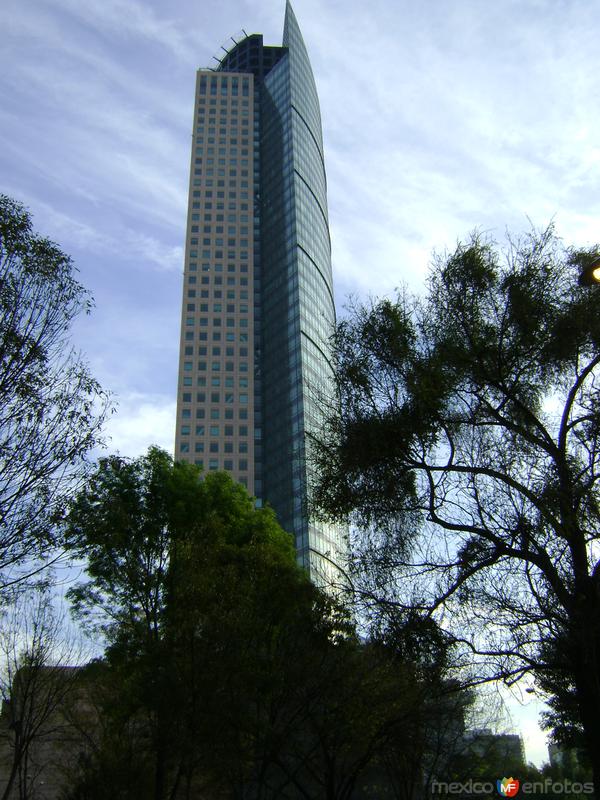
312, 227, 600, 793
0, 195, 110, 590
62, 448, 307, 798
61, 448, 465, 799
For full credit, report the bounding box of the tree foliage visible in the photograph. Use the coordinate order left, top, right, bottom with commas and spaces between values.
0, 195, 110, 590
60, 448, 466, 800
312, 227, 600, 789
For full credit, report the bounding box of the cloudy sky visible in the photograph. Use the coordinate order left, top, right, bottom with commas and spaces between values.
3, 0, 599, 764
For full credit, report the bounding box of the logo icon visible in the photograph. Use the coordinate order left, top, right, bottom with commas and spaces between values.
497, 778, 519, 797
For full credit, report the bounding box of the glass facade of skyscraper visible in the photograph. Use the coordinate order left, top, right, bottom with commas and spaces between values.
175, 1, 345, 581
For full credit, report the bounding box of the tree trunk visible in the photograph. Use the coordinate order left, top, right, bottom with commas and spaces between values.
572, 582, 600, 799
575, 671, 600, 798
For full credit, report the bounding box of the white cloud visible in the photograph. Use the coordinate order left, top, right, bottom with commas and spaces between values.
125, 232, 184, 272
38, 0, 199, 63
103, 394, 176, 458
11, 199, 184, 274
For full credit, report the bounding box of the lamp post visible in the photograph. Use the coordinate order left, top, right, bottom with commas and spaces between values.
579, 256, 600, 286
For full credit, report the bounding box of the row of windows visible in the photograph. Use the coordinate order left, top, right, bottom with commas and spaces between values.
191, 171, 250, 183
184, 371, 250, 391
186, 291, 249, 305
180, 423, 251, 440
184, 318, 250, 329
196, 114, 251, 125
195, 137, 250, 147
189, 248, 249, 259
184, 445, 247, 459
187, 296, 248, 314
192, 235, 250, 245
181, 454, 249, 478
191, 216, 250, 226
196, 122, 249, 135
192, 168, 249, 179
198, 100, 249, 109
196, 229, 250, 239
182, 375, 250, 389
193, 193, 250, 206
198, 108, 250, 119
184, 362, 249, 374
182, 389, 253, 403
198, 98, 250, 107
193, 221, 249, 231
181, 407, 250, 421
183, 333, 249, 344
186, 289, 249, 304
187, 268, 249, 282
195, 148, 249, 159
199, 261, 249, 274
180, 438, 250, 455
188, 239, 251, 253
180, 402, 249, 420
186, 302, 249, 312
180, 417, 249, 436
188, 262, 249, 274
194, 158, 250, 168
183, 345, 248, 356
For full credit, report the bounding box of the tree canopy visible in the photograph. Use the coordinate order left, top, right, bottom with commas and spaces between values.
0, 195, 110, 591
312, 226, 600, 790
60, 448, 465, 800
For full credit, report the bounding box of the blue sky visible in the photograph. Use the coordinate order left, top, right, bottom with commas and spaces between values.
2, 0, 599, 764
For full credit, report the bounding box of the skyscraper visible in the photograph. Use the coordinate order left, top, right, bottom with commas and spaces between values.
175, 1, 344, 581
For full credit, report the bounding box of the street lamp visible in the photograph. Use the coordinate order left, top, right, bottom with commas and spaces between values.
579, 256, 600, 286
